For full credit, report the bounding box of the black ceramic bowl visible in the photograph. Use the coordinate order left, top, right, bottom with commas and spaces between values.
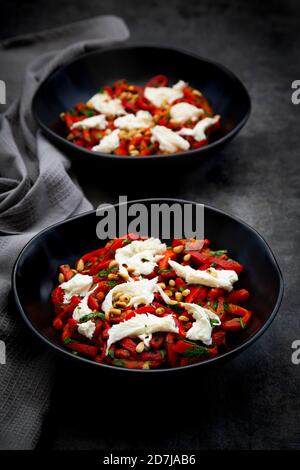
12, 199, 283, 373
32, 45, 251, 162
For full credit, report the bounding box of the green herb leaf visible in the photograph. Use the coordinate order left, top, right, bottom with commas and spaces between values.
210, 249, 228, 257
107, 349, 115, 359
239, 318, 247, 330
113, 359, 125, 367
183, 346, 210, 358
212, 300, 218, 310
79, 312, 105, 323
63, 337, 72, 345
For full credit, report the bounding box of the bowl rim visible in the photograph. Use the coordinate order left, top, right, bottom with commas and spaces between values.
32, 44, 252, 161
12, 198, 284, 373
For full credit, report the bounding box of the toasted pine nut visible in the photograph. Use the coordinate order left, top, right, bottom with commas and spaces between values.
108, 273, 119, 280
119, 294, 130, 303
58, 273, 65, 284
178, 315, 189, 322
136, 341, 145, 353
181, 289, 191, 297
127, 267, 136, 274
155, 307, 165, 315
119, 272, 129, 281
71, 269, 77, 274
128, 144, 136, 151
158, 282, 166, 289
76, 258, 84, 271
173, 245, 184, 254
109, 260, 118, 269
130, 150, 139, 156
169, 279, 176, 287
192, 89, 202, 96
168, 300, 178, 306
183, 254, 191, 262
175, 292, 183, 302
142, 362, 150, 370
105, 311, 111, 321
109, 308, 122, 316
164, 289, 173, 297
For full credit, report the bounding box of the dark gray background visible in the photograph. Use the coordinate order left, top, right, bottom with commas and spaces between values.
1, 0, 300, 450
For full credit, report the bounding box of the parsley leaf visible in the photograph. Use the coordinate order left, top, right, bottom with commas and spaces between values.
183, 346, 210, 358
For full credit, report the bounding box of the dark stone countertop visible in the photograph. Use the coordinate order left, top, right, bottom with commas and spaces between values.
2, 0, 300, 450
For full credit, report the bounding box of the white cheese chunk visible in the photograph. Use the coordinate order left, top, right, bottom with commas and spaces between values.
102, 277, 164, 314
178, 115, 220, 142
180, 302, 221, 345
106, 313, 178, 353
71, 114, 108, 130
72, 294, 93, 321
115, 237, 166, 276
60, 273, 94, 303
87, 93, 126, 116
168, 260, 238, 291
77, 320, 96, 339
114, 110, 153, 130
144, 80, 187, 107
92, 129, 120, 154
170, 102, 204, 122
151, 125, 190, 153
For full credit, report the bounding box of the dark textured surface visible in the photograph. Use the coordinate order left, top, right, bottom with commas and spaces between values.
1, 0, 300, 450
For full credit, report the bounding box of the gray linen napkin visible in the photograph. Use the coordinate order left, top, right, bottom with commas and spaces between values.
0, 15, 129, 450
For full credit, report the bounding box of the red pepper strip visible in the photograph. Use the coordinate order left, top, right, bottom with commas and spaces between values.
89, 259, 111, 276
136, 95, 155, 113
212, 330, 226, 346
114, 348, 131, 359
175, 277, 187, 290
92, 320, 103, 347
93, 281, 111, 295
66, 342, 98, 359
61, 320, 77, 343
112, 358, 157, 369
158, 249, 177, 270
150, 333, 164, 349
122, 310, 135, 321
226, 304, 251, 317
222, 311, 252, 332
59, 264, 74, 281
145, 75, 168, 87
185, 286, 208, 304
51, 286, 64, 305
104, 85, 114, 97
81, 247, 106, 263
120, 338, 138, 357
53, 317, 63, 330
208, 346, 218, 357
106, 237, 126, 253
132, 305, 156, 315
173, 339, 194, 354
165, 333, 178, 367
114, 146, 128, 156
212, 257, 243, 274
87, 294, 99, 311
140, 350, 165, 361
208, 288, 226, 301
226, 289, 250, 304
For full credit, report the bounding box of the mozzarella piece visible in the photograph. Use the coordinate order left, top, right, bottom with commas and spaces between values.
144, 80, 187, 107
181, 302, 221, 345
72, 294, 93, 321
71, 114, 107, 130
92, 129, 120, 154
151, 125, 190, 153
106, 313, 178, 353
170, 102, 204, 122
115, 238, 166, 276
178, 115, 220, 142
87, 93, 126, 116
60, 274, 94, 303
102, 277, 156, 314
168, 260, 238, 291
77, 320, 96, 339
114, 111, 153, 130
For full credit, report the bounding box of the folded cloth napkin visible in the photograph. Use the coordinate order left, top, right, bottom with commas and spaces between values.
0, 16, 129, 450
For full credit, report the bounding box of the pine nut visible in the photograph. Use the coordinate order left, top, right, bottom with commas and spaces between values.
181, 289, 191, 297
130, 150, 139, 156
183, 254, 191, 262
76, 258, 84, 271
169, 279, 175, 287
58, 273, 65, 284
71, 269, 77, 274
142, 362, 150, 370
173, 245, 184, 254
127, 267, 136, 274
155, 307, 165, 315
158, 282, 166, 289
108, 273, 119, 280
136, 341, 145, 353
168, 300, 178, 306
164, 289, 173, 297
109, 308, 122, 316
175, 292, 183, 302
109, 260, 118, 269
178, 315, 189, 322
129, 144, 136, 151
105, 311, 111, 321
119, 294, 130, 303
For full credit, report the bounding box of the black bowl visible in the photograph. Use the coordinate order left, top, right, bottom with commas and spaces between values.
32, 45, 251, 163
12, 199, 283, 373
